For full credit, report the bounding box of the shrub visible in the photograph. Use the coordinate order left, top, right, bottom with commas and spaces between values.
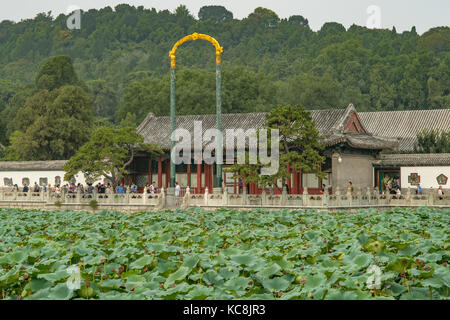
89, 200, 99, 211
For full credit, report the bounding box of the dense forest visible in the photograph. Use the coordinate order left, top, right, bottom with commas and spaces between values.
0, 4, 449, 156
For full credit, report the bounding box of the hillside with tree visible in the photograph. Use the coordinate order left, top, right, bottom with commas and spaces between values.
0, 4, 448, 154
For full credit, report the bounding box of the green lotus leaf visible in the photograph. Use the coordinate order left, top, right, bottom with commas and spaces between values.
49, 283, 74, 300
37, 270, 69, 282
304, 273, 328, 290
130, 255, 153, 269
262, 277, 290, 292
164, 266, 190, 288
326, 289, 359, 300
230, 254, 256, 266
224, 276, 252, 291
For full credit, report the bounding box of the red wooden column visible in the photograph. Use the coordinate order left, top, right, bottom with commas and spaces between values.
318, 163, 322, 191
243, 180, 247, 194
187, 163, 191, 187
205, 164, 212, 192
286, 163, 291, 192
148, 159, 152, 188
196, 158, 202, 194
299, 169, 303, 194
165, 159, 170, 188
234, 178, 237, 194
157, 157, 162, 188
292, 169, 299, 194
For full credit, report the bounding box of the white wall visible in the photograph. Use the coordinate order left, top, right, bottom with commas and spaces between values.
401, 166, 450, 189
0, 170, 103, 187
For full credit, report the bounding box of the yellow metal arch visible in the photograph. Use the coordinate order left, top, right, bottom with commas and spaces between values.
169, 32, 223, 68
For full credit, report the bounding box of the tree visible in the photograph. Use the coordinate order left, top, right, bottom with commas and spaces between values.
5, 85, 93, 160
414, 129, 450, 153
36, 55, 80, 91
288, 15, 309, 27
198, 6, 233, 23
63, 126, 163, 188
226, 105, 325, 188
86, 80, 118, 119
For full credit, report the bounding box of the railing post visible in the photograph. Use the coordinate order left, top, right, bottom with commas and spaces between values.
222, 186, 228, 206
204, 187, 209, 206
428, 188, 434, 206
346, 187, 352, 207
76, 188, 81, 203
335, 187, 341, 206
13, 189, 17, 201
406, 187, 411, 205
160, 187, 166, 208
28, 189, 32, 201
323, 189, 329, 207
142, 190, 147, 205
302, 188, 309, 207
261, 187, 267, 206
0, 189, 4, 201
182, 186, 190, 209
281, 185, 287, 206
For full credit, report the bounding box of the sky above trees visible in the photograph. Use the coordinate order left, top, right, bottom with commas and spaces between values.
0, 0, 449, 34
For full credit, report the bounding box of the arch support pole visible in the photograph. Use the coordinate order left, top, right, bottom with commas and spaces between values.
170, 67, 176, 189
216, 63, 222, 188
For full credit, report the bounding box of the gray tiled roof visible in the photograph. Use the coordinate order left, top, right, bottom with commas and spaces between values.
324, 132, 399, 150
359, 109, 450, 151
137, 107, 352, 149
374, 153, 450, 166
0, 161, 67, 171
138, 106, 449, 152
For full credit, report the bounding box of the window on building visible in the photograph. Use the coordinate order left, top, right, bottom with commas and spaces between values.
55, 176, 61, 186
3, 178, 12, 186
22, 178, 30, 186
39, 178, 48, 186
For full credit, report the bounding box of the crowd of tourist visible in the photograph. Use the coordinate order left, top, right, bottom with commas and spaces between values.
12, 181, 161, 195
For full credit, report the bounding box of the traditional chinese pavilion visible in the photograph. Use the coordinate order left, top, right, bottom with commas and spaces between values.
129, 104, 450, 194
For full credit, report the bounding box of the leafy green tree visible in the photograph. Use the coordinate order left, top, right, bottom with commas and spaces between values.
288, 15, 309, 27
414, 129, 450, 153
86, 80, 118, 119
5, 85, 93, 160
198, 6, 233, 23
36, 55, 80, 91
227, 105, 325, 188
63, 126, 163, 188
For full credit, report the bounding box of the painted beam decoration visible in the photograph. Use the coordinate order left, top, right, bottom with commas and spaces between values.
436, 174, 448, 185
408, 172, 420, 185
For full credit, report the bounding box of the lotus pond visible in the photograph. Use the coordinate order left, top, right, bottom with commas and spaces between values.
0, 207, 448, 300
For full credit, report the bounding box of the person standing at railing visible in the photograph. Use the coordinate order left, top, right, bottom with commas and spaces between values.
150, 182, 155, 194
396, 187, 402, 199
175, 182, 181, 206
116, 184, 124, 194
131, 183, 137, 193
438, 186, 444, 200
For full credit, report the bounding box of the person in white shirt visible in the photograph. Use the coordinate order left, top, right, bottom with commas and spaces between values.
396, 187, 401, 199
438, 186, 444, 200
150, 182, 155, 194
175, 182, 181, 205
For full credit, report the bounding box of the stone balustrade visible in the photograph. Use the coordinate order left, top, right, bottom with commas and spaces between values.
182, 186, 450, 208
0, 186, 449, 210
